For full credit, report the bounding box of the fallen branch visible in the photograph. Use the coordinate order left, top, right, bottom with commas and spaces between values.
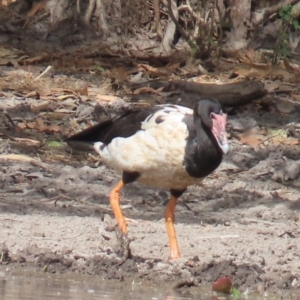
131, 79, 267, 107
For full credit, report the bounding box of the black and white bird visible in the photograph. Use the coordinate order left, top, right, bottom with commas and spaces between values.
66, 98, 229, 259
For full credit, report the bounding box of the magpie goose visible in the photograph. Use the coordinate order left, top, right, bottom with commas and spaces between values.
66, 98, 229, 259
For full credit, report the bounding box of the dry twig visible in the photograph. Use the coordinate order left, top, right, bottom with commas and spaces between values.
0, 154, 57, 172
34, 65, 52, 81
153, 0, 163, 39
84, 0, 96, 24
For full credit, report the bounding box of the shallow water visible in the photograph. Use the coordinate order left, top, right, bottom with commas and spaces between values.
0, 274, 207, 300
0, 272, 297, 300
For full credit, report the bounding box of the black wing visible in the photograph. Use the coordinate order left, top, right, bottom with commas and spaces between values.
66, 107, 161, 150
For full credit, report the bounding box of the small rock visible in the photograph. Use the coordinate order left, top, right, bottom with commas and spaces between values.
212, 276, 233, 294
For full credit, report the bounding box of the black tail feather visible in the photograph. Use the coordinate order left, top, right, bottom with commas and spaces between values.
65, 119, 113, 152
65, 119, 113, 144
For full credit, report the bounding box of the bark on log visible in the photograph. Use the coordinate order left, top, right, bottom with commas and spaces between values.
131, 80, 267, 107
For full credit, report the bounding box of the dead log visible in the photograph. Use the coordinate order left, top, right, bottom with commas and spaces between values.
131, 80, 267, 107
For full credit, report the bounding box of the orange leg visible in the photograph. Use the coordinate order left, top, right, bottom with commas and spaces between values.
109, 180, 127, 234
164, 195, 181, 259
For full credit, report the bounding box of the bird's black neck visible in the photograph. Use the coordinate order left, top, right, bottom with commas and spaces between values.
183, 117, 223, 178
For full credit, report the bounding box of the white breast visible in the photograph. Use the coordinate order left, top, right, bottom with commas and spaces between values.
94, 105, 199, 190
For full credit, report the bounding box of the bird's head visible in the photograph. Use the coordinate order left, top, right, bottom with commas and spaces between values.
195, 99, 229, 155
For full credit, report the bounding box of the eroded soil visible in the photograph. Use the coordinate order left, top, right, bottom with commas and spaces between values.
1, 79, 300, 298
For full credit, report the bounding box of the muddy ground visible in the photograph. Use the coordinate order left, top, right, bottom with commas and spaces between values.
1, 79, 300, 297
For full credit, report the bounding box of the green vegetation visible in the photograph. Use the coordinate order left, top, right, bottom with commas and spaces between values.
273, 4, 300, 63
231, 286, 242, 299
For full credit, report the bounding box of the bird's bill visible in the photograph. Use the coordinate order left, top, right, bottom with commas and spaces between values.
211, 112, 229, 154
